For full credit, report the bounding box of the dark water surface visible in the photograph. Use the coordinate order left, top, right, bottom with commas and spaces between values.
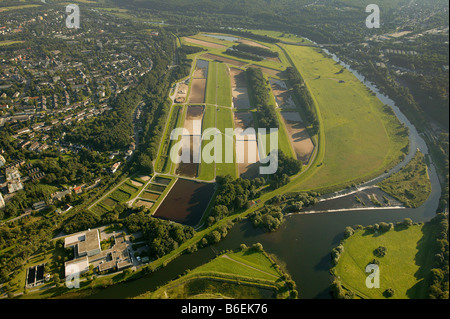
153, 179, 215, 227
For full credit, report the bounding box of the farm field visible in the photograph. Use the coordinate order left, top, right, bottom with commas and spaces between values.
242, 29, 313, 44
189, 60, 208, 104
174, 32, 406, 192
332, 223, 438, 299
183, 37, 227, 49
215, 107, 238, 178
90, 176, 149, 216
216, 63, 233, 107
230, 68, 251, 109
205, 61, 232, 108
190, 34, 236, 46
176, 105, 204, 178
176, 33, 297, 182
205, 61, 218, 105
188, 79, 206, 104
201, 53, 247, 67
198, 105, 216, 181
280, 44, 409, 193
140, 191, 160, 201
234, 112, 260, 179
137, 247, 292, 299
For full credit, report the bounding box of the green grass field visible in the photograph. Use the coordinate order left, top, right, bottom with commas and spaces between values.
137, 247, 291, 299
205, 61, 218, 105
332, 224, 437, 299
216, 63, 232, 107
378, 151, 431, 208
204, 61, 232, 108
243, 29, 313, 44
198, 105, 216, 181
280, 44, 409, 193
215, 107, 238, 178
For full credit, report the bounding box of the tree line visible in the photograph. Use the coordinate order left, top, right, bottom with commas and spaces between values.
232, 43, 279, 58
285, 66, 319, 134
225, 49, 264, 62
428, 213, 449, 299
245, 67, 279, 129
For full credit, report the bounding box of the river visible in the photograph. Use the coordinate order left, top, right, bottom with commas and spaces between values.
84, 46, 442, 300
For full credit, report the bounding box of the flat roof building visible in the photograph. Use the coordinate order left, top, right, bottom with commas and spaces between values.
65, 229, 101, 258
65, 256, 89, 278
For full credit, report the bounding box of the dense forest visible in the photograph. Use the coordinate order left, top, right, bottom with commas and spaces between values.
124, 212, 196, 259
173, 45, 206, 80
248, 191, 318, 232
207, 175, 264, 226
225, 43, 279, 61
248, 205, 284, 232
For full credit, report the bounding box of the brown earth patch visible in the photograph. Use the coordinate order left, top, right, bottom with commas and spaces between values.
201, 53, 247, 67
237, 39, 269, 49
270, 79, 296, 108
183, 37, 227, 49
248, 65, 283, 77
280, 111, 315, 164
189, 79, 207, 104
130, 180, 143, 187
230, 68, 251, 109
135, 200, 154, 209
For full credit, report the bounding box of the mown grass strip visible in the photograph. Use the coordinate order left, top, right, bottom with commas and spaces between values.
217, 63, 233, 108
198, 105, 217, 181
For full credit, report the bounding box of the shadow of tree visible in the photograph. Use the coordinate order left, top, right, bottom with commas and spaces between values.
405, 222, 436, 299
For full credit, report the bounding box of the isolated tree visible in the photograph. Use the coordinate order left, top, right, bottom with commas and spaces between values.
384, 288, 395, 298
374, 246, 387, 258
